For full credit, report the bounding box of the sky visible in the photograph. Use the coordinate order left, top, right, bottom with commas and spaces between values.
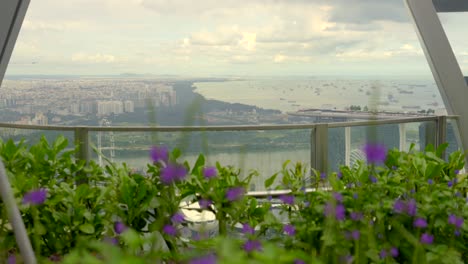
5, 0, 468, 77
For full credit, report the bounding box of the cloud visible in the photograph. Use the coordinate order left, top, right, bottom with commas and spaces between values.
273, 54, 312, 63
71, 53, 117, 63
336, 44, 423, 60
22, 20, 89, 31
324, 0, 409, 25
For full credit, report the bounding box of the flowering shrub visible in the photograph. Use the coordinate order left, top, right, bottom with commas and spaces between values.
0, 137, 466, 263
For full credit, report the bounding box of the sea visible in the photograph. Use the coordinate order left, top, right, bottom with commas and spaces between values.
192, 78, 444, 114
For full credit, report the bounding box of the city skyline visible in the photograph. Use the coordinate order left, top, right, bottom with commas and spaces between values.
4, 0, 468, 77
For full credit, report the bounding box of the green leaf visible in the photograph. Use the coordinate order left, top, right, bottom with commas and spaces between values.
79, 223, 95, 234
35, 222, 47, 235
191, 154, 205, 175
264, 173, 278, 189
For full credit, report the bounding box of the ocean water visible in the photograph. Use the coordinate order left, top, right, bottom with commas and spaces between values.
193, 79, 445, 113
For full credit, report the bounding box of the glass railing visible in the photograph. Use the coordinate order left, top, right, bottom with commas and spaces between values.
0, 115, 459, 193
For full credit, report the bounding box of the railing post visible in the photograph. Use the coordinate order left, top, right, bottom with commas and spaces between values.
310, 124, 328, 175
74, 127, 89, 165
436, 116, 447, 159
399, 123, 406, 151
423, 121, 437, 150
345, 126, 351, 166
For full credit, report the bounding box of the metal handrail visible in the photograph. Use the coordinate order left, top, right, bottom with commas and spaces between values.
0, 115, 457, 132
0, 115, 455, 173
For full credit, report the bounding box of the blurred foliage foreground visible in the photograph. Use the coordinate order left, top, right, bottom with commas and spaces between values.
0, 135, 467, 264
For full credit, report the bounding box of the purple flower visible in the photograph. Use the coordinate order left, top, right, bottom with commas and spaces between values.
294, 259, 306, 264
448, 214, 464, 228
428, 179, 433, 185
283, 224, 296, 236
324, 202, 346, 221
335, 204, 346, 221
48, 254, 61, 262
455, 230, 461, 236
353, 193, 358, 200
393, 199, 406, 214
379, 249, 387, 259
103, 236, 119, 245
163, 225, 177, 236
363, 143, 387, 164
407, 199, 417, 216
279, 194, 295, 205
420, 233, 434, 244
455, 169, 460, 174
243, 239, 262, 253
340, 255, 354, 264
226, 187, 245, 201
203, 167, 217, 179
351, 230, 360, 240
369, 175, 377, 183
242, 223, 255, 235
199, 199, 212, 209
320, 172, 327, 180
337, 172, 343, 179
390, 247, 399, 258
448, 180, 454, 187
304, 201, 310, 208
160, 163, 187, 185
448, 214, 456, 225
7, 254, 16, 264
114, 221, 127, 234
171, 212, 185, 224
350, 212, 363, 221
189, 254, 217, 264
333, 192, 343, 202
150, 145, 169, 163
413, 218, 427, 228
325, 202, 346, 221
22, 188, 47, 205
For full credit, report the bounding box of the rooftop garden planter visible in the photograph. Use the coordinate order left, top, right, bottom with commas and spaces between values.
0, 136, 466, 263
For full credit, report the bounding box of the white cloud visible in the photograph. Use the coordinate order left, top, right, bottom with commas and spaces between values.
71, 53, 117, 63
273, 54, 313, 63
22, 20, 88, 31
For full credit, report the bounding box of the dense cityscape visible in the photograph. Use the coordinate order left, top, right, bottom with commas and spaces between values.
0, 78, 177, 125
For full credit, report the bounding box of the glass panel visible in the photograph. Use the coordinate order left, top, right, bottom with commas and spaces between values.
405, 121, 437, 151
89, 129, 311, 191
349, 124, 400, 165
328, 127, 345, 173
446, 118, 462, 158
328, 121, 438, 170
0, 128, 74, 148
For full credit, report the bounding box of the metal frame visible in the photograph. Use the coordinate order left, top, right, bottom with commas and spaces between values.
0, 1, 36, 263
0, 115, 455, 170
0, 0, 30, 87
405, 0, 468, 157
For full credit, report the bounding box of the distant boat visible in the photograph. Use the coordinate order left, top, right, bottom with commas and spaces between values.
398, 90, 414, 94
402, 105, 421, 110
280, 98, 286, 101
